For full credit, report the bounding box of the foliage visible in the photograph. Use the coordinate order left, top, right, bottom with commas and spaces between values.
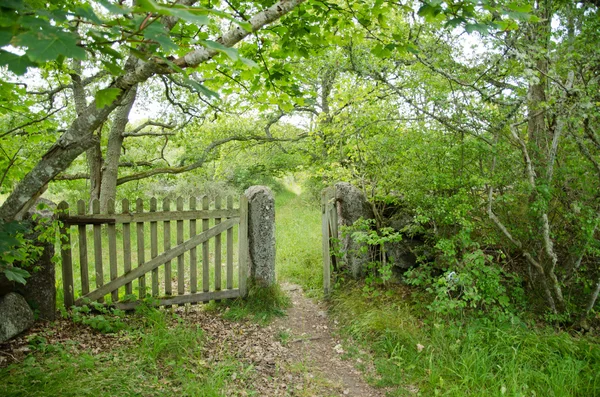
62, 302, 127, 334
0, 204, 60, 284
331, 283, 600, 397
338, 218, 403, 294
405, 250, 525, 318
0, 220, 33, 284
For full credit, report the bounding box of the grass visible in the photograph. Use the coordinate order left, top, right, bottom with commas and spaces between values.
331, 283, 600, 397
207, 282, 291, 325
0, 307, 249, 396
275, 189, 323, 295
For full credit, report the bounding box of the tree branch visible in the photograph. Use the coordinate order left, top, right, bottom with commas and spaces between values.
116, 133, 308, 185
0, 106, 66, 139
0, 0, 306, 222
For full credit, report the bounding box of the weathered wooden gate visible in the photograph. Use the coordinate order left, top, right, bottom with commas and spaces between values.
321, 187, 338, 296
57, 195, 248, 310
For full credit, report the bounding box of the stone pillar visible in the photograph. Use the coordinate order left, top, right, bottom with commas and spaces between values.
334, 182, 375, 278
244, 186, 276, 287
0, 198, 56, 321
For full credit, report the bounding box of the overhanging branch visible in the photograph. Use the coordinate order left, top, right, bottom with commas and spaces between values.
116, 133, 308, 185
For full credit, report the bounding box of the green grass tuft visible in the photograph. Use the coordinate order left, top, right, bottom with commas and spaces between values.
208, 282, 291, 325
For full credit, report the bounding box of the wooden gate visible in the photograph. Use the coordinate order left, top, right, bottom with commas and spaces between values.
57, 195, 248, 310
321, 187, 338, 296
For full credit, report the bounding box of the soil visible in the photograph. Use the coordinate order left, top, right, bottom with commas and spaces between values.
0, 284, 384, 397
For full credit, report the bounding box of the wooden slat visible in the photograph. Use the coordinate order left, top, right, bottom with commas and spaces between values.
321, 194, 331, 296
238, 195, 248, 297
163, 198, 172, 295
177, 197, 184, 295
329, 202, 338, 241
329, 202, 339, 270
226, 195, 234, 290
202, 196, 210, 294
150, 198, 159, 296
76, 200, 89, 296
114, 289, 241, 310
136, 198, 146, 298
107, 199, 119, 302
189, 197, 197, 294
214, 195, 222, 298
75, 218, 239, 304
61, 208, 239, 225
58, 202, 74, 308
122, 199, 132, 296
92, 199, 104, 302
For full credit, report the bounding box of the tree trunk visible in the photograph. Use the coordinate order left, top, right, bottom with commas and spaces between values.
87, 139, 103, 203
99, 86, 138, 212
0, 98, 124, 222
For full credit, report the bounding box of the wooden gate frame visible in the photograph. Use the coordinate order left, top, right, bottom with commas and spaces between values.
58, 195, 248, 310
321, 187, 338, 296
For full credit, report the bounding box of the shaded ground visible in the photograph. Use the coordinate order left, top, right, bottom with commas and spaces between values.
1, 284, 383, 397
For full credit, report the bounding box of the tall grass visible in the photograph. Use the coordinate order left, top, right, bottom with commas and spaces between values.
275, 189, 323, 295
332, 284, 600, 397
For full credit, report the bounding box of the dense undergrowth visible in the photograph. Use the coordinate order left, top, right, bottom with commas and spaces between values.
276, 189, 600, 397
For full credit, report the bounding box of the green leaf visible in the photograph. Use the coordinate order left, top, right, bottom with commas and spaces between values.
239, 56, 259, 69
101, 60, 123, 75
136, 0, 210, 25
202, 40, 239, 61
465, 23, 490, 35
185, 78, 218, 98
4, 267, 30, 285
0, 0, 24, 10
445, 17, 466, 28
95, 88, 122, 109
15, 30, 86, 62
97, 0, 132, 15
74, 5, 103, 25
0, 27, 13, 47
0, 50, 36, 74
507, 2, 532, 13
143, 22, 178, 52
418, 4, 442, 21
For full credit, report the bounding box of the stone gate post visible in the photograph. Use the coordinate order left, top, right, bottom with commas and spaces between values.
244, 186, 276, 287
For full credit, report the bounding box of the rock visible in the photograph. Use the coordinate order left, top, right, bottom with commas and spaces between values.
0, 198, 56, 320
0, 292, 34, 343
245, 186, 276, 286
334, 183, 375, 278
384, 239, 420, 269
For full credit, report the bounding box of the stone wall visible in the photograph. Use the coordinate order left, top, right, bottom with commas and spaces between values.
333, 182, 375, 278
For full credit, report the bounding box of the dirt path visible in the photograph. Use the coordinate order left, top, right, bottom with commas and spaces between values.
270, 283, 384, 397
180, 283, 384, 396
